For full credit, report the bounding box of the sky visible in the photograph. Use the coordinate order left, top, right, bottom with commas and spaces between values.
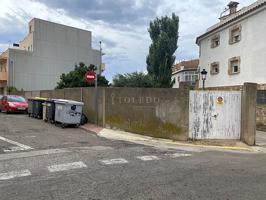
0, 0, 255, 81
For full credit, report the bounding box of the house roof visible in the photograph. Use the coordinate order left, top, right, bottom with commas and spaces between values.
196, 0, 266, 44
172, 59, 199, 75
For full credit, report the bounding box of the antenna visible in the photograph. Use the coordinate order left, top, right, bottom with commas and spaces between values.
220, 7, 229, 18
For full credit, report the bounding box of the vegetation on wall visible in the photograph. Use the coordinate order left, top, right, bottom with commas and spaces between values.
7, 86, 18, 94
112, 72, 153, 88
112, 13, 179, 88
56, 62, 109, 89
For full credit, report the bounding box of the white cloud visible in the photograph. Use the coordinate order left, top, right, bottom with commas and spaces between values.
0, 0, 257, 80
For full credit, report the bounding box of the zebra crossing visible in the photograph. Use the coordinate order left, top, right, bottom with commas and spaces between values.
0, 152, 192, 181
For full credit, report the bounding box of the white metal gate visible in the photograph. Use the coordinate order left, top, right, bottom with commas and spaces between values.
189, 91, 241, 140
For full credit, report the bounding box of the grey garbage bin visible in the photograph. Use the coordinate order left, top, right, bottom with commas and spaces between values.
54, 99, 84, 128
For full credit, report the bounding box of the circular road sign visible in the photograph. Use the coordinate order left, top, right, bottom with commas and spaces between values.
85, 71, 96, 84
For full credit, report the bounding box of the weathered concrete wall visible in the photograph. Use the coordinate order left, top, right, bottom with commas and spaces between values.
241, 83, 257, 146
10, 86, 190, 140
105, 86, 189, 140
257, 105, 266, 131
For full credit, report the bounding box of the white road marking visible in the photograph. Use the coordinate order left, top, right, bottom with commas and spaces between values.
0, 136, 33, 151
166, 153, 192, 158
0, 148, 71, 161
0, 169, 31, 180
100, 158, 129, 165
47, 161, 87, 172
3, 147, 25, 152
136, 155, 160, 161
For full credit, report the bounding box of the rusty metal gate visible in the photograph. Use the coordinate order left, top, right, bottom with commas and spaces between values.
189, 91, 241, 140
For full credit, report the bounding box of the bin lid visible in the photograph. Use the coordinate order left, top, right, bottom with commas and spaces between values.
29, 97, 48, 100
54, 99, 84, 106
45, 99, 57, 103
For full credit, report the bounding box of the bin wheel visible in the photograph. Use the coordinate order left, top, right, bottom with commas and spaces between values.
61, 124, 66, 128
75, 124, 80, 128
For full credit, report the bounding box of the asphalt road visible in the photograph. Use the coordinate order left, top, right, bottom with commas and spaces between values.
0, 113, 266, 200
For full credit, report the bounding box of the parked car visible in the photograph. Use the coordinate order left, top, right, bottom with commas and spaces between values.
0, 95, 28, 113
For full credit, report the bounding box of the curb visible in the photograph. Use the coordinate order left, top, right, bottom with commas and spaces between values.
81, 124, 256, 152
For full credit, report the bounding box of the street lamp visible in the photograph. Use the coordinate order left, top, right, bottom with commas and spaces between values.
201, 69, 207, 90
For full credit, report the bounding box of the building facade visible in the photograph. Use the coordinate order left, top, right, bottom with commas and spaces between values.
0, 18, 101, 93
172, 59, 199, 88
196, 0, 266, 89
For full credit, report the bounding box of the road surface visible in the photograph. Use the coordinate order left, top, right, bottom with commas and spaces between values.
0, 113, 266, 200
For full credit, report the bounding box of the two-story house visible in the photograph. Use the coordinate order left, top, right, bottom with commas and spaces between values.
172, 59, 199, 88
0, 18, 101, 93
196, 0, 266, 90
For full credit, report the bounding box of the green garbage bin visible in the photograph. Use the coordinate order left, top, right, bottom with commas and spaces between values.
27, 98, 34, 117
32, 97, 47, 119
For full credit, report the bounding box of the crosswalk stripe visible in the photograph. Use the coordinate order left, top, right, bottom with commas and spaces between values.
166, 153, 192, 158
0, 169, 31, 180
47, 161, 87, 172
100, 158, 128, 165
136, 155, 160, 161
0, 136, 33, 151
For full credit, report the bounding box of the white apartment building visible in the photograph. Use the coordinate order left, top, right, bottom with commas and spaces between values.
0, 18, 101, 93
196, 0, 266, 89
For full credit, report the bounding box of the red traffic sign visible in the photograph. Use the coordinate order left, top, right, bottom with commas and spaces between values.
85, 71, 96, 84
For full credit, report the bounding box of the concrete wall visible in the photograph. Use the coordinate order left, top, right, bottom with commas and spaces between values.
6, 18, 100, 91
198, 7, 266, 88
16, 86, 190, 141
257, 105, 266, 131
105, 87, 189, 140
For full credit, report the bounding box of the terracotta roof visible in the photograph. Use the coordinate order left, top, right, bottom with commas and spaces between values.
196, 0, 266, 44
172, 59, 199, 74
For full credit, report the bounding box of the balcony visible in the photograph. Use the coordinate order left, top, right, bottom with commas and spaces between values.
0, 57, 7, 81
0, 71, 7, 81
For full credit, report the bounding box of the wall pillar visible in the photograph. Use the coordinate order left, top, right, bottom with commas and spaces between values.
241, 82, 257, 145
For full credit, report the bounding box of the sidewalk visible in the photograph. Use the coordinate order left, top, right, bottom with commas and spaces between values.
80, 123, 261, 153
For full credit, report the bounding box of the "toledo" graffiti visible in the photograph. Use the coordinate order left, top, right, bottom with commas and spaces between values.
111, 93, 160, 105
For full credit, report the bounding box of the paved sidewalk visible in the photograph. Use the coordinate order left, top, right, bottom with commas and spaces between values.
80, 123, 258, 153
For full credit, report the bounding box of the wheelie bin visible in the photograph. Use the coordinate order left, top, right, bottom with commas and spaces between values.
54, 99, 84, 128
32, 97, 47, 119
46, 99, 56, 123
27, 98, 34, 117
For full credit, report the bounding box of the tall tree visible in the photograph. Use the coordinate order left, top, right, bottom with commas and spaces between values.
56, 62, 109, 89
146, 13, 179, 88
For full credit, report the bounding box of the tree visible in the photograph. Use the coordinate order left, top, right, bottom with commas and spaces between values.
56, 62, 109, 89
112, 72, 153, 88
146, 13, 179, 88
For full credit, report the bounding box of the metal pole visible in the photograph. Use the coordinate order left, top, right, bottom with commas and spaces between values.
95, 41, 102, 126
203, 79, 205, 90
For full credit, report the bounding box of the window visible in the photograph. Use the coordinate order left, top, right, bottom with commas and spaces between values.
182, 71, 198, 82
229, 25, 241, 44
211, 35, 220, 48
28, 46, 30, 51
29, 25, 32, 33
228, 57, 240, 75
210, 62, 219, 75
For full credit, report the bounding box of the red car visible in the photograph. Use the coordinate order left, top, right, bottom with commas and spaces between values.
0, 95, 28, 113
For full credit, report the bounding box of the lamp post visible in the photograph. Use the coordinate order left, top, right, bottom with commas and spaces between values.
201, 69, 207, 90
